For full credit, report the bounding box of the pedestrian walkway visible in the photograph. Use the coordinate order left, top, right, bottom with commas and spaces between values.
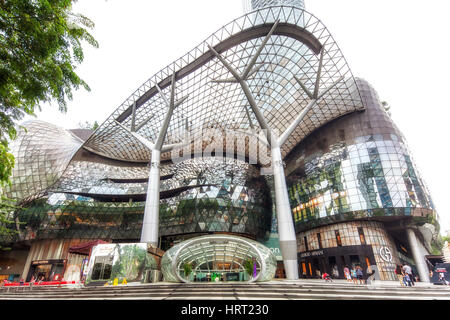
1, 279, 449, 300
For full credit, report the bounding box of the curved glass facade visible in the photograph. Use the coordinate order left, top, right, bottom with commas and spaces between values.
9, 157, 272, 245
285, 79, 436, 232
3, 120, 83, 203
158, 157, 272, 240
81, 6, 362, 163
161, 234, 277, 282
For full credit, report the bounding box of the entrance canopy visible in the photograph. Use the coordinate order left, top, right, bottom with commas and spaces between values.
161, 234, 277, 283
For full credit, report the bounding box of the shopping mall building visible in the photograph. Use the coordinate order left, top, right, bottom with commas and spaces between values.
0, 0, 440, 284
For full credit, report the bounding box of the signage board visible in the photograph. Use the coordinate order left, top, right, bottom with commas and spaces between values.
300, 250, 324, 259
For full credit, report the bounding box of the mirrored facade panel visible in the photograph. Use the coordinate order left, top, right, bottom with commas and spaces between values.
8, 157, 272, 245
3, 121, 83, 203
285, 79, 435, 232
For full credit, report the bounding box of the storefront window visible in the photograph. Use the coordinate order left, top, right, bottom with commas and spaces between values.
317, 233, 322, 249
91, 256, 112, 281
350, 255, 360, 268
358, 227, 366, 245
28, 260, 66, 282
335, 230, 342, 246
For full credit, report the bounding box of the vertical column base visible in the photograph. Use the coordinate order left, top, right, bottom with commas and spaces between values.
279, 239, 299, 279
140, 150, 161, 247
272, 145, 299, 280
140, 228, 159, 248
406, 228, 430, 283
283, 260, 299, 280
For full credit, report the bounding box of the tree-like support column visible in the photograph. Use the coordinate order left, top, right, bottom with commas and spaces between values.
271, 145, 298, 278
115, 73, 187, 247
141, 149, 161, 246
406, 228, 430, 283
209, 20, 299, 279
209, 20, 344, 279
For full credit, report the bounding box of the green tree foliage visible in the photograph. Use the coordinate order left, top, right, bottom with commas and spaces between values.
111, 244, 150, 282
0, 195, 17, 250
183, 262, 192, 277
0, 0, 98, 246
0, 0, 98, 183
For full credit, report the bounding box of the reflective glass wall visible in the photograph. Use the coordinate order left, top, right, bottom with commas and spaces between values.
4, 156, 272, 247
285, 78, 436, 232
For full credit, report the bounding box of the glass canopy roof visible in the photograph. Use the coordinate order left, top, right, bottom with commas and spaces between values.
81, 6, 363, 164
161, 234, 277, 282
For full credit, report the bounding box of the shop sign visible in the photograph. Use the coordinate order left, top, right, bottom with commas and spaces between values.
262, 235, 283, 260
300, 250, 324, 258
379, 247, 393, 262
31, 259, 66, 266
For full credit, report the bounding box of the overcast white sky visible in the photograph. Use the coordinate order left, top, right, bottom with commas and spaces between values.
30, 0, 450, 235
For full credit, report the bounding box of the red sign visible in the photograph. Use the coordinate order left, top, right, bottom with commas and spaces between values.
3, 281, 75, 287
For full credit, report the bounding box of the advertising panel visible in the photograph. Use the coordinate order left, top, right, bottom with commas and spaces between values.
84, 243, 157, 285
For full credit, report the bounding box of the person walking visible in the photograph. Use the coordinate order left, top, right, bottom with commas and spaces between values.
350, 266, 358, 284
29, 276, 36, 290
322, 272, 333, 282
343, 265, 352, 283
402, 264, 415, 286
355, 265, 364, 285
403, 272, 412, 287
394, 265, 405, 287
438, 272, 449, 285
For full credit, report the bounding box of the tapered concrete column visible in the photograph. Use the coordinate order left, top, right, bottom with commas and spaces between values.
406, 228, 430, 283
140, 149, 161, 246
272, 146, 299, 280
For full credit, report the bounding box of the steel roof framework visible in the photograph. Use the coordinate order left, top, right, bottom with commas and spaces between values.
81, 6, 363, 164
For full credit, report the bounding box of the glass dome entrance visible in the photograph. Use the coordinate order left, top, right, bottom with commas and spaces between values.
161, 234, 277, 283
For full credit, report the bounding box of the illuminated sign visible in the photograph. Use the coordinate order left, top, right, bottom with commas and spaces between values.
31, 259, 66, 266
300, 250, 324, 258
